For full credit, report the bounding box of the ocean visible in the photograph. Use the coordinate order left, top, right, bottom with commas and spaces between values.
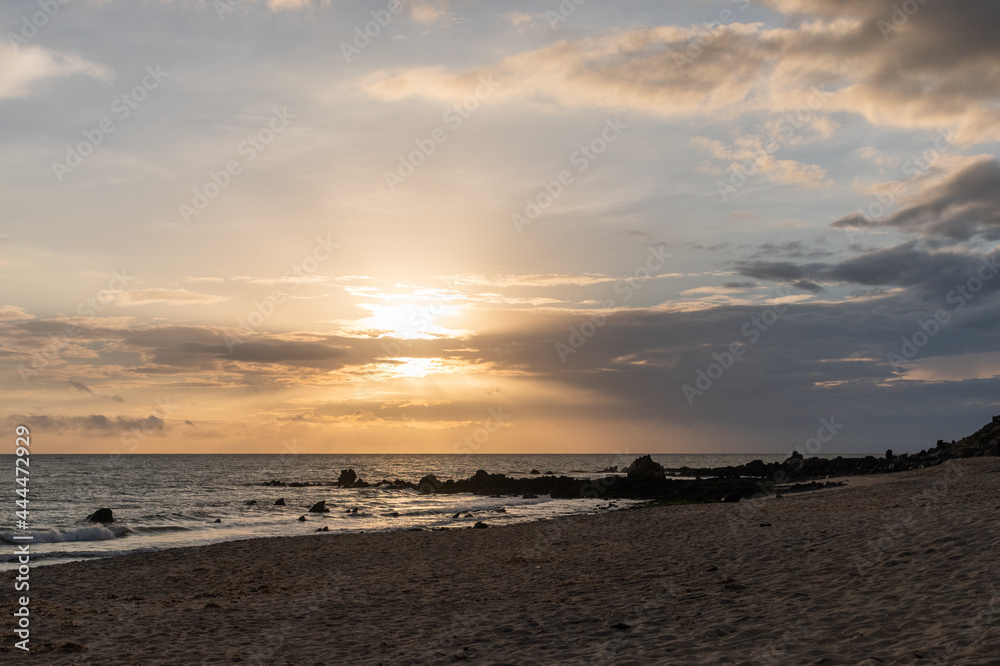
2, 453, 820, 569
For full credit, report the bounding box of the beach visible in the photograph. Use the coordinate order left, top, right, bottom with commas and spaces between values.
3, 457, 999, 665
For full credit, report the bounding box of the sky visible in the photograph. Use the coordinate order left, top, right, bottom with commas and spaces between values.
2, 0, 999, 455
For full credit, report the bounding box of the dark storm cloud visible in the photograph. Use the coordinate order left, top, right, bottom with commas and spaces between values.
736, 244, 1000, 298
835, 159, 1000, 241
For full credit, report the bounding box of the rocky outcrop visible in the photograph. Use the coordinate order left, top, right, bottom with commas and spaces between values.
624, 455, 666, 482
85, 508, 114, 524
337, 469, 358, 487
308, 501, 329, 513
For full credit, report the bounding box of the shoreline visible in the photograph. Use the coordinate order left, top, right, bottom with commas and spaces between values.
3, 457, 999, 663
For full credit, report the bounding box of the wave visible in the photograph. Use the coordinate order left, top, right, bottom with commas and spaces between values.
0, 525, 130, 544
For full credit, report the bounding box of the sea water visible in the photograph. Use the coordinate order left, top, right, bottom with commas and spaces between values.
1, 453, 823, 569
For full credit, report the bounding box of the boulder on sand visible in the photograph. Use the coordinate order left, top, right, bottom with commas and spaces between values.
308, 501, 329, 513
85, 508, 114, 524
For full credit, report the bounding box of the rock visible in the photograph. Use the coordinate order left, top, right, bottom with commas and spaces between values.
315, 526, 329, 532
601, 465, 619, 473
417, 474, 442, 494
337, 469, 358, 487
452, 511, 461, 519
529, 469, 541, 475
85, 508, 114, 524
545, 471, 555, 475
274, 498, 285, 506
759, 523, 772, 527
721, 492, 742, 503
611, 623, 631, 631
298, 515, 306, 522
624, 455, 666, 482
244, 500, 257, 505
308, 501, 329, 513
473, 521, 489, 529
494, 507, 506, 513
522, 494, 538, 499
212, 519, 222, 523
885, 449, 895, 460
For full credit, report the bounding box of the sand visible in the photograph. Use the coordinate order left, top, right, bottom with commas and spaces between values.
3, 457, 1000, 665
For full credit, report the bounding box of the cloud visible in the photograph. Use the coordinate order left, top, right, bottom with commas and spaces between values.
835, 159, 1000, 241
1, 413, 164, 434
114, 289, 229, 306
736, 243, 1000, 299
363, 2, 1000, 144
68, 379, 94, 395
0, 45, 111, 100
0, 305, 32, 321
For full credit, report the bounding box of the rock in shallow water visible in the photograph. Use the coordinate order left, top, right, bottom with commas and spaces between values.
85, 508, 114, 524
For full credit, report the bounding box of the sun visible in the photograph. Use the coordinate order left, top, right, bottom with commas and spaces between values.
347, 285, 468, 340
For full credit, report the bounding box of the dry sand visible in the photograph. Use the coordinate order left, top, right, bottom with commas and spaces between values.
3, 457, 1000, 665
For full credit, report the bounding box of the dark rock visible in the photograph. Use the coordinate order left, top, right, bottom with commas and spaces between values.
529, 469, 540, 475
721, 492, 742, 503
212, 519, 222, 523
759, 523, 772, 527
885, 449, 894, 460
611, 623, 631, 631
315, 526, 329, 532
337, 469, 358, 487
418, 474, 442, 494
308, 501, 329, 513
274, 498, 285, 506
494, 507, 506, 513
298, 516, 306, 522
452, 511, 461, 519
545, 471, 555, 475
624, 455, 666, 482
473, 521, 489, 529
85, 508, 114, 524
245, 500, 257, 505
